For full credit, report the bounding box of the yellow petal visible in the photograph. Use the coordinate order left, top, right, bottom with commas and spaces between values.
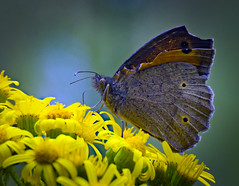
197, 176, 211, 186
6, 126, 33, 138
162, 141, 176, 161
52, 162, 69, 177
32, 163, 43, 182
3, 152, 34, 168
88, 142, 102, 160
84, 160, 97, 184
53, 161, 69, 177
132, 156, 143, 178
57, 176, 78, 186
21, 137, 40, 150
110, 176, 127, 186
74, 177, 90, 186
43, 164, 57, 186
5, 141, 24, 154
200, 171, 216, 183
100, 111, 122, 136
21, 161, 37, 182
101, 163, 118, 184
0, 144, 11, 165
66, 102, 81, 111
56, 158, 77, 178
55, 118, 66, 129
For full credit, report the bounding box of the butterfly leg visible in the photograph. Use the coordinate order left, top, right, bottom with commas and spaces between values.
114, 111, 126, 137
95, 102, 104, 112
82, 88, 88, 105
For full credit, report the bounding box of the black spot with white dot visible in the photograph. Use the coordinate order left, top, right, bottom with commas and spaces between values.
183, 117, 188, 123
181, 41, 192, 54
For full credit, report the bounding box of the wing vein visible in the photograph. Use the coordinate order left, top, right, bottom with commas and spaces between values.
168, 93, 207, 130
130, 96, 180, 137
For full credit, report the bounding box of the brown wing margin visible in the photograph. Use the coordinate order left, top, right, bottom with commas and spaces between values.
113, 26, 214, 81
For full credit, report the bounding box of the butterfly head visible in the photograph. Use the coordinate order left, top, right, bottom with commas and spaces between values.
93, 74, 113, 96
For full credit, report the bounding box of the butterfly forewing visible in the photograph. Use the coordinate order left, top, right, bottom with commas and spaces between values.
113, 26, 214, 81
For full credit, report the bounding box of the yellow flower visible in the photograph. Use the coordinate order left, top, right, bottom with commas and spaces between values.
74, 107, 101, 143
74, 107, 120, 160
57, 160, 128, 186
0, 124, 32, 166
0, 70, 20, 104
163, 141, 215, 185
105, 128, 149, 156
62, 137, 89, 167
36, 102, 120, 161
105, 127, 156, 182
122, 168, 147, 186
3, 135, 77, 186
1, 95, 54, 135
35, 102, 80, 137
151, 141, 215, 186
88, 155, 109, 178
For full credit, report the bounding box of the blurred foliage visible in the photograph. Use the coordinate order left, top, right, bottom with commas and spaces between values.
0, 1, 238, 185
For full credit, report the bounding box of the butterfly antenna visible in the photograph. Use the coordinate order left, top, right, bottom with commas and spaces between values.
74, 70, 99, 76
71, 70, 104, 111
71, 70, 100, 85
70, 76, 93, 85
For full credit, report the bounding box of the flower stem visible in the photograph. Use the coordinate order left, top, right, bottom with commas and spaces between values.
0, 168, 4, 186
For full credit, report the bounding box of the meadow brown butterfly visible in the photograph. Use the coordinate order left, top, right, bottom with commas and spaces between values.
88, 26, 214, 152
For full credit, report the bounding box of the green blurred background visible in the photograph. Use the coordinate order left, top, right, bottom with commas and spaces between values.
1, 1, 238, 185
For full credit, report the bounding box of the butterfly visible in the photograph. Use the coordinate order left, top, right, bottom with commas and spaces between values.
90, 26, 215, 152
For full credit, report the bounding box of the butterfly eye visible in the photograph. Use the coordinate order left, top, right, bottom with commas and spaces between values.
180, 82, 187, 88
99, 78, 106, 83
181, 116, 189, 124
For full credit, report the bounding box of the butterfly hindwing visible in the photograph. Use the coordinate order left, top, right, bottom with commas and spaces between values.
114, 62, 214, 152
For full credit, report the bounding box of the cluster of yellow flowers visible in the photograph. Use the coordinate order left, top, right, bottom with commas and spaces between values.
0, 70, 215, 186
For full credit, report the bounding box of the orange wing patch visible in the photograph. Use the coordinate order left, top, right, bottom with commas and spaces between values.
113, 26, 214, 82
114, 48, 214, 82
114, 66, 137, 82
139, 48, 214, 75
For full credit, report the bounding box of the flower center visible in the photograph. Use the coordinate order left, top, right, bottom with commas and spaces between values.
34, 140, 58, 164
0, 128, 8, 144
47, 110, 72, 119
125, 136, 146, 155
76, 123, 96, 143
